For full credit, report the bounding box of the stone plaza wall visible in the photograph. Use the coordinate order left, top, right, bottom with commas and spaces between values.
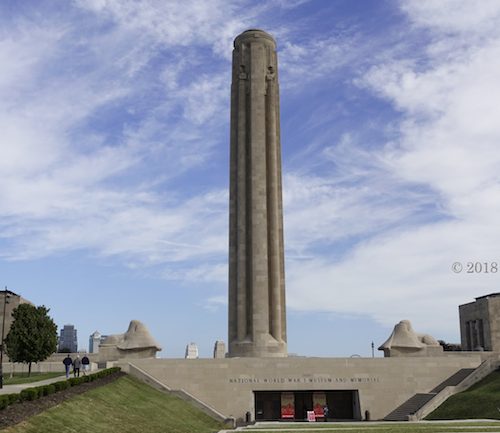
124, 355, 484, 422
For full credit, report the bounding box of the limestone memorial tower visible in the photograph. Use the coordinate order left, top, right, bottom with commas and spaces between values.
228, 29, 287, 358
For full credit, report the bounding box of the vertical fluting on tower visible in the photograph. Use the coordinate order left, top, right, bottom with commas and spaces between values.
228, 29, 287, 358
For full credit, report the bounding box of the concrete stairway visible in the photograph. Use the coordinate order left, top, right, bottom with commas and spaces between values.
430, 368, 475, 393
384, 393, 436, 421
383, 368, 476, 421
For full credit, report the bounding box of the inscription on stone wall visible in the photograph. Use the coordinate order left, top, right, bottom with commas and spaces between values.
228, 376, 380, 384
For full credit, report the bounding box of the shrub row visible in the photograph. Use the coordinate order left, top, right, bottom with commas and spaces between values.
67, 367, 121, 387
0, 367, 121, 410
0, 393, 19, 410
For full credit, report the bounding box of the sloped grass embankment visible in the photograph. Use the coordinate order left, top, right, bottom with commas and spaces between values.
1, 375, 224, 433
426, 370, 500, 420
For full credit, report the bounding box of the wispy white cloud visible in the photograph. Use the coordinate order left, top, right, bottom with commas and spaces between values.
283, 135, 437, 257
0, 3, 233, 265
202, 295, 228, 312
271, 0, 312, 10
74, 0, 252, 59
400, 0, 500, 35
0, 0, 364, 272
283, 0, 500, 338
3, 0, 500, 345
164, 262, 228, 283
279, 33, 361, 89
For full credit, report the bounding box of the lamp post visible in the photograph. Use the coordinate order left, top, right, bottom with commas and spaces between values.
0, 287, 11, 389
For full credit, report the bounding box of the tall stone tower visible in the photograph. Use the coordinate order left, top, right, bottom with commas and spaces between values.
228, 29, 287, 358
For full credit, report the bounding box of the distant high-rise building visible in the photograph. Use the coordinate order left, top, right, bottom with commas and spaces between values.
58, 324, 78, 353
89, 331, 107, 353
185, 342, 199, 359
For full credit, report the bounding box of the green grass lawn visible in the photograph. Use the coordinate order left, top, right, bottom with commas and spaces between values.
3, 372, 64, 386
1, 375, 224, 433
244, 421, 500, 432
426, 370, 500, 420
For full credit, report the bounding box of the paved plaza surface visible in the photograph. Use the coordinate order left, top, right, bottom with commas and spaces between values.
218, 421, 500, 433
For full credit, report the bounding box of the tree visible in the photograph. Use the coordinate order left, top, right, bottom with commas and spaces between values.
438, 339, 462, 352
4, 304, 58, 376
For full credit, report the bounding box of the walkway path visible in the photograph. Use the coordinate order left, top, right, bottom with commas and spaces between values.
0, 374, 68, 395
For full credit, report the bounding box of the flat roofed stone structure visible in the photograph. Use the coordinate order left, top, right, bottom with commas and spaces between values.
460, 292, 500, 351
228, 29, 287, 358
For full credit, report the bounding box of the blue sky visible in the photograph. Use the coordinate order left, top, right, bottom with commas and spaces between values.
2, 0, 500, 358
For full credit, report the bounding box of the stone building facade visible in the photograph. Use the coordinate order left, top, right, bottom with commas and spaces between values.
125, 354, 489, 423
459, 293, 500, 351
0, 290, 32, 342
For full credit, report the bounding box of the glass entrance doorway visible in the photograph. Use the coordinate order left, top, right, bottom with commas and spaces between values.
254, 390, 360, 421
255, 391, 281, 420
293, 391, 313, 420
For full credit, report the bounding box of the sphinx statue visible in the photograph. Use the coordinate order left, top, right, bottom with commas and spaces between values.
378, 320, 443, 357
99, 320, 162, 361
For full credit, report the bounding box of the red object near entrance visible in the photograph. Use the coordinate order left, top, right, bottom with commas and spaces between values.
281, 392, 295, 418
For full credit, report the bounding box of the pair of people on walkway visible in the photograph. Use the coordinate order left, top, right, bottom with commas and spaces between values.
62, 354, 91, 378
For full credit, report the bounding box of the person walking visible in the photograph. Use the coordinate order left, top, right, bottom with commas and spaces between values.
81, 355, 90, 375
63, 354, 73, 379
73, 355, 82, 377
